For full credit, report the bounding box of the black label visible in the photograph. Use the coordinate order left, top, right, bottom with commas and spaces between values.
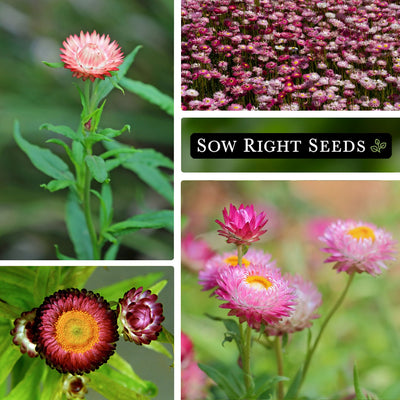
190, 133, 391, 159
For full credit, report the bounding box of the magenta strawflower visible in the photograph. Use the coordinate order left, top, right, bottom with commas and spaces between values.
60, 30, 124, 81
215, 264, 296, 330
320, 220, 396, 275
199, 248, 274, 292
34, 289, 119, 374
265, 274, 322, 336
10, 308, 38, 358
216, 204, 268, 246
119, 287, 164, 345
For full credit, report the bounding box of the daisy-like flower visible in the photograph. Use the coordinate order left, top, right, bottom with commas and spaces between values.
119, 287, 164, 345
10, 308, 38, 358
199, 248, 274, 292
34, 289, 119, 374
215, 264, 296, 330
60, 30, 124, 81
320, 220, 396, 275
216, 204, 268, 246
265, 274, 322, 336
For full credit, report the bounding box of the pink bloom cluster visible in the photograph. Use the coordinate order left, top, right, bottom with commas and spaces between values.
182, 0, 400, 110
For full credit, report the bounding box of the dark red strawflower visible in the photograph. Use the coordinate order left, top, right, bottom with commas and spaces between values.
119, 287, 165, 345
34, 289, 119, 374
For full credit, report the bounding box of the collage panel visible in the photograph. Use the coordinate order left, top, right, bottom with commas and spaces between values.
0, 1, 173, 260
181, 180, 400, 400
182, 0, 400, 111
1, 265, 174, 399
182, 118, 397, 173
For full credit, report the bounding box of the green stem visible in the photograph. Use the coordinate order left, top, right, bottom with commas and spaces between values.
83, 161, 100, 260
274, 336, 284, 400
298, 273, 355, 396
242, 324, 253, 397
237, 244, 244, 266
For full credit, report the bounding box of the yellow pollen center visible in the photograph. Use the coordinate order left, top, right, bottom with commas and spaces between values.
224, 255, 250, 267
245, 275, 272, 291
55, 310, 100, 353
347, 226, 376, 242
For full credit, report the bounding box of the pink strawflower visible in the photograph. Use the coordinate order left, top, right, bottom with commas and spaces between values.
199, 248, 274, 292
60, 31, 124, 81
215, 264, 296, 330
320, 220, 396, 275
182, 232, 216, 272
119, 287, 164, 345
216, 204, 268, 246
265, 274, 322, 336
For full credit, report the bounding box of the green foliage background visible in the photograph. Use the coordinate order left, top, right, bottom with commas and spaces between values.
0, 0, 173, 259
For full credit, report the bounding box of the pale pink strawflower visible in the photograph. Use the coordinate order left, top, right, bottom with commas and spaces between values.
199, 248, 274, 292
182, 232, 216, 272
215, 264, 296, 330
265, 274, 322, 336
119, 287, 164, 345
216, 204, 268, 246
320, 220, 396, 276
60, 30, 124, 81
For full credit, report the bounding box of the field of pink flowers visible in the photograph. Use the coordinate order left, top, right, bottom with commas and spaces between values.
181, 0, 400, 110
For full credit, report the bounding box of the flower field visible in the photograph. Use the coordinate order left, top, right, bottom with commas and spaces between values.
182, 0, 400, 110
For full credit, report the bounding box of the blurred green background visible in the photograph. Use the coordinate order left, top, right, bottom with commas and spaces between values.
0, 0, 173, 259
182, 181, 400, 399
182, 118, 400, 172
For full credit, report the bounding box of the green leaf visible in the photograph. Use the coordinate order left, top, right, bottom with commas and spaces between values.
254, 376, 289, 398
85, 155, 108, 183
0, 282, 34, 312
158, 328, 174, 346
284, 367, 303, 400
120, 77, 173, 116
104, 243, 120, 260
354, 364, 367, 400
148, 279, 167, 295
100, 183, 113, 231
145, 340, 173, 359
4, 358, 43, 400
65, 191, 93, 259
89, 363, 156, 400
42, 61, 64, 68
107, 210, 173, 236
0, 267, 36, 290
96, 46, 143, 103
55, 245, 77, 260
97, 125, 131, 139
33, 267, 51, 304
0, 345, 21, 385
101, 147, 139, 160
0, 301, 24, 319
14, 120, 74, 181
95, 272, 164, 303
46, 138, 74, 162
40, 123, 83, 142
40, 368, 63, 400
41, 179, 74, 192
198, 363, 242, 400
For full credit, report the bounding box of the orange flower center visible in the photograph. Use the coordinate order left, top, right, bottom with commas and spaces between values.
55, 310, 100, 353
347, 226, 376, 242
245, 275, 272, 291
224, 255, 250, 267
77, 43, 107, 68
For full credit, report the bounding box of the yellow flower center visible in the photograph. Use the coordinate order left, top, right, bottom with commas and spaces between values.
224, 255, 250, 267
347, 226, 376, 242
245, 275, 272, 291
55, 310, 100, 353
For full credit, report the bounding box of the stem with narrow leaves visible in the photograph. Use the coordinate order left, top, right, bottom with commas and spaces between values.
297, 273, 355, 397
274, 336, 284, 400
